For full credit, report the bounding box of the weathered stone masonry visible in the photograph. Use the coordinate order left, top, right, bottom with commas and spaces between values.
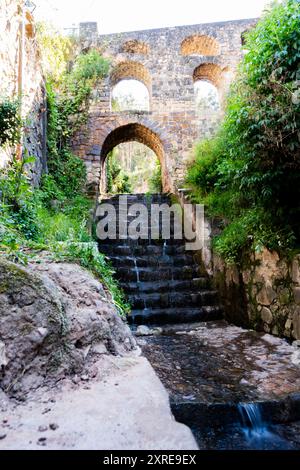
72, 18, 256, 194
0, 0, 46, 184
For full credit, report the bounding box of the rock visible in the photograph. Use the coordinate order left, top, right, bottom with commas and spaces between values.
136, 325, 151, 336
136, 326, 163, 337
92, 343, 108, 355
27, 327, 49, 345
37, 437, 47, 446
49, 423, 59, 431
293, 287, 300, 304
256, 282, 277, 306
292, 340, 300, 349
261, 307, 273, 325
291, 350, 300, 366
285, 319, 293, 330
0, 341, 8, 368
293, 307, 300, 340
291, 256, 300, 284
0, 434, 6, 440
272, 325, 279, 336
0, 259, 137, 397
38, 426, 48, 432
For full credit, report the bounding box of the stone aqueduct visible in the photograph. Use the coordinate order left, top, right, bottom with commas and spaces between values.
72, 18, 256, 195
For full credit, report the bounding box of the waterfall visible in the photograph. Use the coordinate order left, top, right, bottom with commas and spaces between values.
237, 402, 290, 449
133, 258, 140, 284
238, 403, 266, 438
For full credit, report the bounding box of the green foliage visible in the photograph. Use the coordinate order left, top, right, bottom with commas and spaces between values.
0, 35, 128, 315
71, 49, 110, 82
45, 49, 109, 194
149, 160, 162, 193
106, 150, 132, 194
0, 155, 39, 240
37, 23, 75, 83
187, 0, 300, 264
0, 98, 21, 147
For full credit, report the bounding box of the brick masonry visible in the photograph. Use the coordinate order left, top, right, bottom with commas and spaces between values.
72, 18, 256, 194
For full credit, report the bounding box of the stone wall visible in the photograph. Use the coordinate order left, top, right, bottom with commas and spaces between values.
211, 250, 300, 341
72, 18, 256, 194
177, 191, 300, 341
0, 0, 46, 184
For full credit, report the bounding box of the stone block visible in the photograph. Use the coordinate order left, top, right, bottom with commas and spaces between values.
261, 307, 273, 325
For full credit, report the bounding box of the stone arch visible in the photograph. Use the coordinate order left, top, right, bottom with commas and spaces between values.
193, 63, 223, 88
99, 120, 171, 193
110, 61, 152, 92
121, 40, 150, 55
181, 35, 220, 56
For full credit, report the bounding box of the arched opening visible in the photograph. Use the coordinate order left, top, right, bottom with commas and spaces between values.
193, 63, 222, 115
110, 61, 151, 112
181, 35, 220, 56
121, 40, 150, 55
111, 80, 150, 112
100, 123, 167, 194
106, 143, 161, 193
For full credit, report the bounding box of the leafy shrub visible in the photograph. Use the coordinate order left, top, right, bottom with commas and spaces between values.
106, 151, 132, 194
0, 98, 21, 147
0, 155, 39, 240
187, 0, 300, 264
149, 161, 162, 193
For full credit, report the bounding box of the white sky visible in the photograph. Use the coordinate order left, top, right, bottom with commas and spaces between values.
32, 0, 273, 34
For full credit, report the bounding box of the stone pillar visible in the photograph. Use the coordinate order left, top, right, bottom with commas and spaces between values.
79, 22, 98, 40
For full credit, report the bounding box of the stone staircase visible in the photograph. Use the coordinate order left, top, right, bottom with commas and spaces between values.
96, 194, 223, 325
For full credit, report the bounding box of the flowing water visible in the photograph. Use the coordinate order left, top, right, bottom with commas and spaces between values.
97, 194, 300, 450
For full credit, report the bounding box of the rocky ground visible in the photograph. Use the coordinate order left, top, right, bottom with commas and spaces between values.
0, 258, 197, 450
0, 356, 197, 450
137, 321, 300, 403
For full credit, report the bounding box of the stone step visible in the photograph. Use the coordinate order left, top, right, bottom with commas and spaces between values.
115, 266, 203, 282
107, 254, 196, 268
120, 278, 212, 294
129, 306, 223, 325
99, 244, 190, 257
128, 290, 219, 309
98, 237, 186, 246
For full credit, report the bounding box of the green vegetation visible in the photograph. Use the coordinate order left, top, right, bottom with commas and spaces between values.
149, 160, 162, 193
106, 143, 162, 194
106, 150, 132, 194
0, 27, 129, 316
0, 98, 21, 147
187, 0, 300, 265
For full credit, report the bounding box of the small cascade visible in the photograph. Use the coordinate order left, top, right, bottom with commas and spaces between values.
237, 403, 292, 449
163, 240, 167, 257
133, 258, 140, 285
238, 403, 267, 438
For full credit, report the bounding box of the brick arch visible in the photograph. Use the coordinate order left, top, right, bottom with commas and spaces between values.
110, 61, 152, 91
99, 119, 172, 193
120, 40, 150, 55
193, 63, 223, 88
181, 35, 220, 56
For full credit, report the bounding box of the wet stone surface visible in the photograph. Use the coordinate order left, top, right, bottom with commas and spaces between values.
139, 321, 300, 449
139, 321, 300, 404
